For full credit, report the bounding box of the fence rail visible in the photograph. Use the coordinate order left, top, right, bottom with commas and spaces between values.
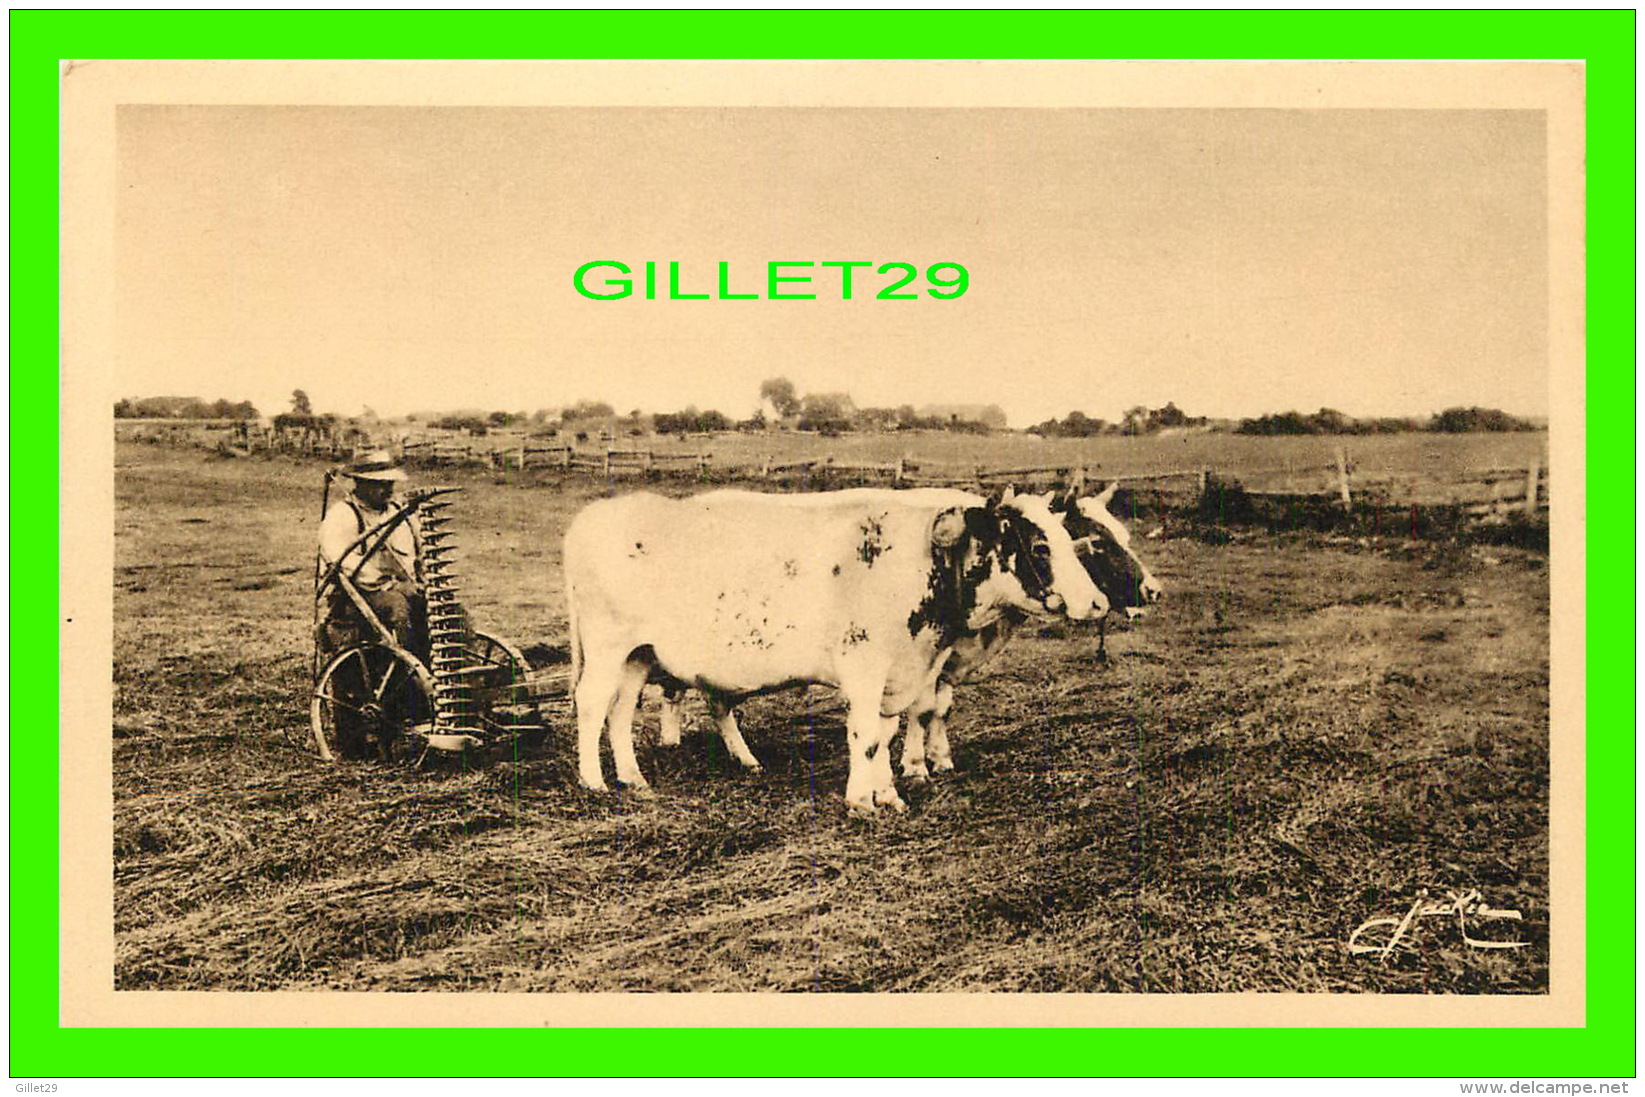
124, 421, 1548, 524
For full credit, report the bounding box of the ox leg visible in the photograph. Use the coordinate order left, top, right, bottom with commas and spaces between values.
607, 658, 652, 791
658, 685, 686, 748
927, 681, 956, 774
876, 716, 903, 796
573, 650, 627, 791
841, 686, 906, 815
900, 695, 933, 783
706, 694, 761, 772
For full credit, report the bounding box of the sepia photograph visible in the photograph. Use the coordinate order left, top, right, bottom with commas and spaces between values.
56, 55, 1591, 1032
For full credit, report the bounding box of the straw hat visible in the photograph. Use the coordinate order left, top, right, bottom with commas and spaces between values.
347, 450, 407, 482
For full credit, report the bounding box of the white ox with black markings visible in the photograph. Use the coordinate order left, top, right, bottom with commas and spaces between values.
562, 487, 1105, 813
900, 481, 1164, 780
652, 483, 1164, 783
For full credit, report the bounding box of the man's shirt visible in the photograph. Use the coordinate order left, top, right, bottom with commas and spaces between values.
319, 493, 420, 592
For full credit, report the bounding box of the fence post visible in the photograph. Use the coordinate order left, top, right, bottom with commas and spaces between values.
1524, 452, 1541, 515
1335, 449, 1352, 511
645, 450, 654, 472
561, 445, 572, 469
893, 456, 904, 485
604, 449, 613, 477
698, 452, 710, 474
762, 455, 772, 481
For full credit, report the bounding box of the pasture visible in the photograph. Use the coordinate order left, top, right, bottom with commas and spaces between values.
112, 440, 1549, 993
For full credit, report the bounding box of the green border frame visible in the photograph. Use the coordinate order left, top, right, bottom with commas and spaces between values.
13, 10, 1634, 1080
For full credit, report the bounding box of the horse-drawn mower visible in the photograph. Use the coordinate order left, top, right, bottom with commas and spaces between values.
308, 475, 557, 764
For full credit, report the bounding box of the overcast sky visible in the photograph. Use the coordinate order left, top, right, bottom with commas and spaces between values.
116, 106, 1547, 428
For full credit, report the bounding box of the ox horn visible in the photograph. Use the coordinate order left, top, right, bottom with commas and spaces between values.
1096, 481, 1120, 506
931, 507, 967, 549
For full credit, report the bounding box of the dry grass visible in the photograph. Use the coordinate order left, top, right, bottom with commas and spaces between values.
113, 443, 1548, 993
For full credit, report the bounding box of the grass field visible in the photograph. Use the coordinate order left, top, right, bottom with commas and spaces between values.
633, 427, 1548, 486
137, 419, 1549, 503
112, 440, 1549, 992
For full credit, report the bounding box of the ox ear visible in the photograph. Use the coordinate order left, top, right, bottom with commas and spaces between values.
964, 503, 999, 542
931, 506, 968, 549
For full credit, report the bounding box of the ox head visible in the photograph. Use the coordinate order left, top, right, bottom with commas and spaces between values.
1051, 481, 1164, 618
929, 486, 1107, 629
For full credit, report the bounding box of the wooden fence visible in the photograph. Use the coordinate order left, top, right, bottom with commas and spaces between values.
128, 422, 1547, 522
398, 437, 713, 475
756, 447, 1548, 521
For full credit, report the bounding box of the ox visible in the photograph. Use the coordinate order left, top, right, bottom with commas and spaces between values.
652, 482, 1162, 780
899, 481, 1163, 780
562, 487, 1105, 813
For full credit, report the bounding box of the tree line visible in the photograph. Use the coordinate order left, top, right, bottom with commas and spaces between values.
114, 396, 260, 420
1234, 405, 1539, 435
115, 386, 1540, 439
1030, 402, 1539, 437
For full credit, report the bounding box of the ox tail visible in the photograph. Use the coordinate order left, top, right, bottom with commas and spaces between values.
564, 570, 583, 719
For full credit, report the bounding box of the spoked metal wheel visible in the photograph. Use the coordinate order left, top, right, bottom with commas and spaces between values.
466, 631, 530, 702
465, 631, 543, 747
310, 643, 435, 762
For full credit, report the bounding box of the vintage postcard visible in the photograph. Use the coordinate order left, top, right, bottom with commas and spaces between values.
62, 59, 1584, 1028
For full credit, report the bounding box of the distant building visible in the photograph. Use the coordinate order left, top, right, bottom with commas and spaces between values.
916, 404, 1009, 430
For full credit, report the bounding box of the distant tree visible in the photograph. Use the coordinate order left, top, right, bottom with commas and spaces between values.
760, 377, 801, 418
291, 389, 313, 417
115, 395, 258, 420
1148, 401, 1189, 430
1028, 410, 1109, 438
1430, 406, 1535, 433
655, 407, 731, 434
201, 398, 260, 420
1236, 411, 1313, 435
561, 399, 615, 422
799, 392, 856, 434
432, 414, 490, 435
852, 407, 900, 432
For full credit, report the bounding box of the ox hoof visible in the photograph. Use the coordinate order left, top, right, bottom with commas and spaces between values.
874, 789, 908, 814
901, 766, 930, 785
931, 760, 955, 775
579, 778, 610, 793
739, 762, 764, 774
618, 780, 656, 799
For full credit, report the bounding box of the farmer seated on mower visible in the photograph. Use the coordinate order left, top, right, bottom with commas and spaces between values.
318, 451, 428, 659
